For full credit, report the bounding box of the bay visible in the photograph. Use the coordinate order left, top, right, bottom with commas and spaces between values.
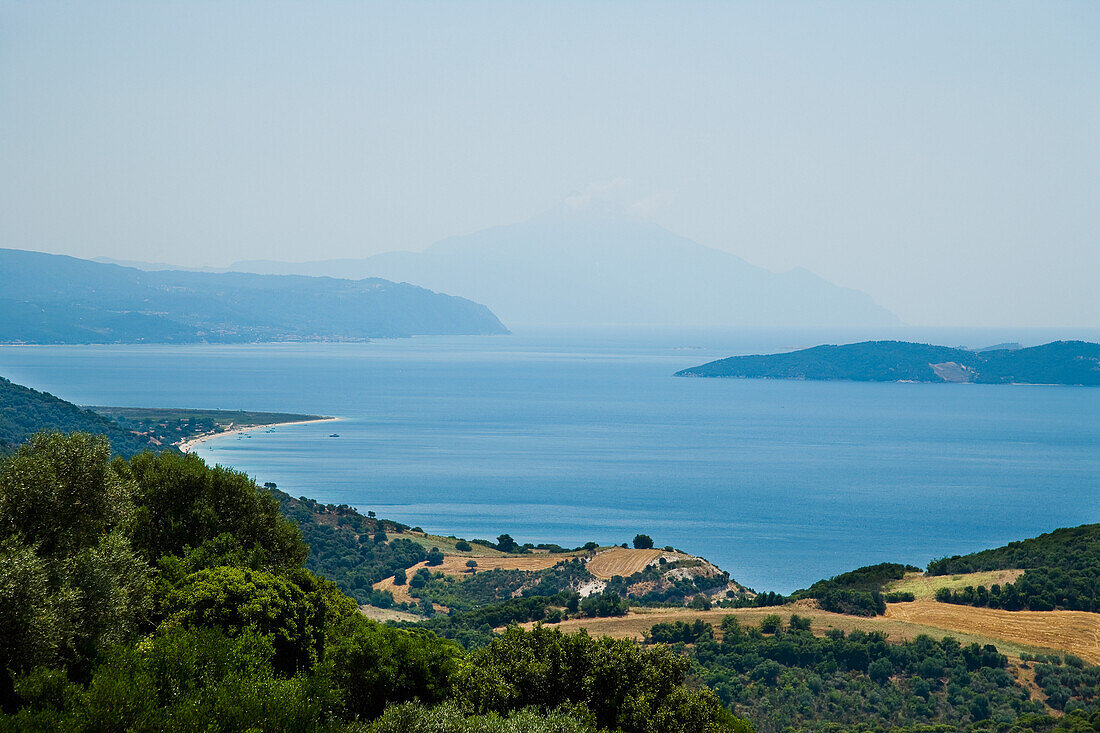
2, 328, 1098, 593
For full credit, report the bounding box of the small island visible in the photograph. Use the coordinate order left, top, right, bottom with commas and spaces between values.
675, 340, 1100, 385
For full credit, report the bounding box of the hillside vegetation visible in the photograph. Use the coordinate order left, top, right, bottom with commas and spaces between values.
927, 525, 1100, 612
664, 614, 1100, 732
4, 419, 1100, 731
676, 340, 1100, 386
0, 431, 748, 732
0, 248, 508, 344
1, 374, 330, 458
0, 377, 160, 457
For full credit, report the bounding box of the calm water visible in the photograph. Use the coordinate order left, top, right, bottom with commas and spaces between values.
2, 329, 1098, 593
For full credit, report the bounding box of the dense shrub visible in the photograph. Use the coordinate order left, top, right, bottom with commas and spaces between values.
328, 615, 461, 720
456, 625, 752, 733
579, 591, 628, 618
790, 563, 916, 616
127, 451, 307, 570
370, 702, 593, 733
5, 627, 335, 732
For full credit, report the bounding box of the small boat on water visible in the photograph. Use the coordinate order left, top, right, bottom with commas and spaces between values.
329, 433, 340, 438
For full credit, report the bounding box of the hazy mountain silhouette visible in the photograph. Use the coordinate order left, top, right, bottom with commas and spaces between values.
228, 205, 900, 328
0, 249, 507, 343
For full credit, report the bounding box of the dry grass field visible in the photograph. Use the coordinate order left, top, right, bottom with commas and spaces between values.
399, 532, 509, 557
586, 547, 680, 579
885, 600, 1100, 664
373, 573, 418, 605
887, 570, 1026, 600
372, 546, 682, 591
431, 554, 582, 575
527, 604, 1076, 660
359, 605, 423, 623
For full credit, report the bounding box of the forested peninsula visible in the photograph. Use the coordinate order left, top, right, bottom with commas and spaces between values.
675, 340, 1100, 385
0, 375, 324, 458
0, 248, 508, 344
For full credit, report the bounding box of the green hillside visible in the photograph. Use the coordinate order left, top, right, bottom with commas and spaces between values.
927, 524, 1100, 612
0, 433, 749, 732
0, 376, 161, 457
676, 340, 1100, 385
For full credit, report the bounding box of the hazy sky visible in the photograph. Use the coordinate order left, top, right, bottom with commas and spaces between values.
1, 2, 1097, 327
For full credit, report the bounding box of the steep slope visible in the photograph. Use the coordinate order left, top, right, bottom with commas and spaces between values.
0, 248, 508, 343
0, 376, 161, 457
229, 206, 900, 328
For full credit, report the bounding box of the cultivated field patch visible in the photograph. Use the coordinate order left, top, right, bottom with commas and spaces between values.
586, 548, 681, 579
530, 605, 1072, 660
887, 569, 1026, 600
885, 600, 1100, 664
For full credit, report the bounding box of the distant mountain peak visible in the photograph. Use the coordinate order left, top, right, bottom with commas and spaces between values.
95, 210, 901, 329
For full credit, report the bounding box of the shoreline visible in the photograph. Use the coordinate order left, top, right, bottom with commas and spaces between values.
178, 416, 340, 453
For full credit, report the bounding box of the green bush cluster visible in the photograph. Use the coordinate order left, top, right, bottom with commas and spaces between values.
788, 563, 918, 617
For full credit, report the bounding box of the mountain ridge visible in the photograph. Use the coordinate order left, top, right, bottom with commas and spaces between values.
0, 248, 508, 343
100, 207, 901, 328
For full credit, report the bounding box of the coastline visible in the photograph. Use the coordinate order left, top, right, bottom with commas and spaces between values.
178, 416, 340, 453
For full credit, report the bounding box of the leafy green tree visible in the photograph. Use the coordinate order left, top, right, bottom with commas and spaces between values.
632, 534, 654, 550
496, 534, 518, 553
427, 547, 445, 566
689, 594, 712, 611
868, 657, 893, 683
759, 614, 782, 634
0, 432, 132, 559
328, 615, 460, 720
579, 591, 628, 618
0, 432, 152, 701
156, 566, 333, 675
0, 539, 68, 707
787, 614, 811, 631
394, 568, 407, 586
125, 451, 306, 570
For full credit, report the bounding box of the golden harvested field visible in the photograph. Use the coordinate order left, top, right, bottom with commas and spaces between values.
433, 554, 583, 575
885, 600, 1100, 664
888, 570, 1026, 600
359, 605, 423, 623
372, 554, 582, 603
586, 548, 676, 579
373, 572, 417, 605
528, 605, 1073, 660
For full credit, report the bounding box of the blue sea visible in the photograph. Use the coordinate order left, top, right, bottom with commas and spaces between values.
2, 328, 1098, 593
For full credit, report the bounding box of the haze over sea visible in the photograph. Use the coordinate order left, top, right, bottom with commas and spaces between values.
2, 328, 1098, 593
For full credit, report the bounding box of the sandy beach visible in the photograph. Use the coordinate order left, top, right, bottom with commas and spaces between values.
177, 416, 339, 453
